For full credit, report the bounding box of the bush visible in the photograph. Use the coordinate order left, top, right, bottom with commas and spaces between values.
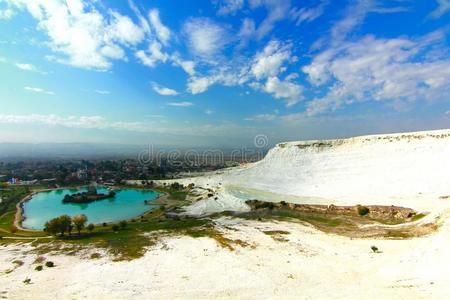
35, 265, 43, 271
112, 224, 120, 232
357, 205, 370, 216
102, 222, 107, 227
10, 225, 17, 234
87, 223, 95, 233
45, 261, 54, 268
119, 220, 127, 229
371, 245, 379, 253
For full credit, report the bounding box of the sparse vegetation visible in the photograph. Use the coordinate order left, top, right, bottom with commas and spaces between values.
35, 265, 43, 271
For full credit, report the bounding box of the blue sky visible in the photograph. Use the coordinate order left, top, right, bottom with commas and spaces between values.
0, 0, 450, 147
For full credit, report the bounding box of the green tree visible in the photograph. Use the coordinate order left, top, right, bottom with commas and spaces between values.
44, 218, 60, 236
73, 214, 88, 236
44, 215, 72, 237
57, 215, 72, 236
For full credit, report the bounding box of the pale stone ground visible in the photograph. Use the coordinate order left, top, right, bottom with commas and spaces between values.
1, 215, 450, 300
4, 129, 450, 299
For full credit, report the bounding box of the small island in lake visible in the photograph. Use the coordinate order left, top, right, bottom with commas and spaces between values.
63, 185, 116, 204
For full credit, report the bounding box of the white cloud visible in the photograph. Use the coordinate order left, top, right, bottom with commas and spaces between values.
15, 63, 36, 71
148, 9, 171, 45
94, 90, 110, 95
290, 0, 329, 25
429, 0, 450, 18
244, 113, 277, 121
0, 8, 14, 19
263, 76, 303, 107
24, 86, 54, 95
187, 76, 214, 94
135, 41, 168, 67
205, 109, 214, 115
107, 12, 145, 46
171, 55, 196, 75
5, 0, 145, 70
251, 40, 292, 80
183, 18, 229, 58
167, 101, 194, 107
214, 0, 244, 15
15, 62, 47, 74
302, 33, 450, 116
151, 82, 179, 96
184, 39, 298, 99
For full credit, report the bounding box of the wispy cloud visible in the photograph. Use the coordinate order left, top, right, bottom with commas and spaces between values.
167, 101, 194, 107
250, 0, 291, 39
24, 86, 55, 95
330, 0, 409, 44
290, 0, 329, 25
244, 113, 277, 121
151, 82, 179, 96
94, 90, 110, 95
214, 0, 244, 15
429, 0, 450, 19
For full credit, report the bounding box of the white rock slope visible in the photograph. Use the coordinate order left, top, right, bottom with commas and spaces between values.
160, 129, 450, 214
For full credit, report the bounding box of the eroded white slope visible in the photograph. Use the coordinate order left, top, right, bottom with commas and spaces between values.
142, 129, 450, 213
227, 129, 450, 204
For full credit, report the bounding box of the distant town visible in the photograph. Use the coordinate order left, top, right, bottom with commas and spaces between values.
0, 152, 264, 187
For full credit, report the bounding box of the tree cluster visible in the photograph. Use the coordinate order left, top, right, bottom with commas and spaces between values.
44, 214, 91, 236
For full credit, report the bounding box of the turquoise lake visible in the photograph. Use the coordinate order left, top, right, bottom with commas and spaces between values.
22, 187, 160, 230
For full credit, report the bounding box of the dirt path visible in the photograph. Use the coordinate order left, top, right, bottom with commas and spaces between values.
13, 194, 40, 232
